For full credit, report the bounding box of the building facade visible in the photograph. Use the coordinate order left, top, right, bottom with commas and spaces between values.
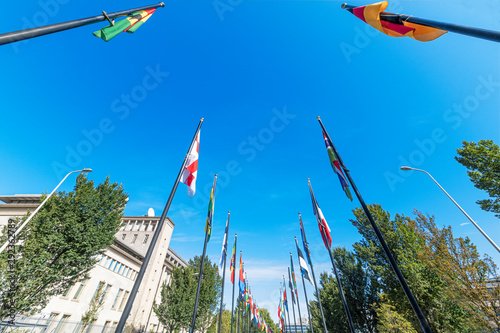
0, 194, 187, 332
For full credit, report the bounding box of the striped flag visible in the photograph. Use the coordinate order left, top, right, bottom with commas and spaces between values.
297, 244, 313, 285
218, 213, 229, 275
239, 253, 245, 294
288, 268, 296, 304
230, 239, 236, 284
290, 255, 298, 300
299, 214, 312, 267
205, 175, 216, 242
180, 131, 200, 197
350, 1, 446, 42
308, 179, 333, 249
93, 9, 156, 42
322, 132, 352, 201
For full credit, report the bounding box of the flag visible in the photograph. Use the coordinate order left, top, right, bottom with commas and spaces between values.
308, 180, 333, 249
350, 1, 446, 42
180, 131, 200, 197
239, 253, 245, 294
288, 268, 296, 304
299, 215, 312, 267
290, 255, 299, 300
283, 285, 288, 311
322, 132, 353, 201
205, 176, 216, 242
230, 240, 236, 284
93, 9, 156, 42
218, 214, 229, 275
297, 245, 313, 285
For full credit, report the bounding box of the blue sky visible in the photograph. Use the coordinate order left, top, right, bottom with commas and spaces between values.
1, 0, 500, 323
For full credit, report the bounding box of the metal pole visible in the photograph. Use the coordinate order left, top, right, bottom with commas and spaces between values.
230, 234, 238, 333
145, 264, 167, 331
317, 117, 432, 333
0, 168, 92, 254
341, 3, 500, 43
218, 212, 231, 333
283, 277, 292, 333
294, 238, 313, 333
116, 118, 204, 333
0, 3, 165, 46
298, 215, 328, 333
327, 249, 355, 333
402, 167, 500, 253
190, 175, 218, 333
288, 268, 298, 333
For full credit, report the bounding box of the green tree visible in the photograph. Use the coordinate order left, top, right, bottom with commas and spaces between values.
80, 282, 105, 332
0, 174, 127, 320
375, 294, 418, 333
154, 255, 222, 333
207, 309, 231, 333
259, 308, 278, 333
456, 139, 500, 218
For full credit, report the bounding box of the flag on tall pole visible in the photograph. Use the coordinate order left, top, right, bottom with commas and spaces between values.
308, 180, 332, 250
342, 2, 500, 43
189, 174, 218, 333
295, 237, 312, 285
93, 8, 157, 41
307, 178, 355, 333
218, 212, 230, 333
295, 237, 314, 333
322, 132, 353, 201
298, 213, 328, 333
180, 131, 200, 197
116, 118, 203, 333
230, 234, 237, 333
317, 116, 432, 333
283, 276, 292, 333
289, 263, 304, 333
239, 252, 245, 294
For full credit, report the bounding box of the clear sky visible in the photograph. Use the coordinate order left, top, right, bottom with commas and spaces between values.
2, 0, 500, 324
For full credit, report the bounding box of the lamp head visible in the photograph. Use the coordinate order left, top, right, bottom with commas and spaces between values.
400, 166, 413, 171
82, 168, 93, 173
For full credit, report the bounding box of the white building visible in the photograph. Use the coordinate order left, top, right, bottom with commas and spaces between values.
0, 194, 187, 332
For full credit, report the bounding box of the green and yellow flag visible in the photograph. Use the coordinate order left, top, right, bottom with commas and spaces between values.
93, 9, 156, 42
205, 175, 217, 242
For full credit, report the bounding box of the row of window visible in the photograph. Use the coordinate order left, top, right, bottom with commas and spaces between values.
121, 233, 150, 244
121, 220, 157, 232
98, 254, 138, 280
45, 313, 121, 332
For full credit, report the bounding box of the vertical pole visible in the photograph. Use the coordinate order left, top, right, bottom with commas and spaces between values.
327, 249, 354, 333
230, 234, 238, 333
300, 274, 313, 333
218, 212, 231, 333
317, 117, 432, 333
288, 268, 298, 333
116, 118, 203, 333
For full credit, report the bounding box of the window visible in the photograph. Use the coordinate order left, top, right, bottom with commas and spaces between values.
150, 223, 156, 231
119, 291, 130, 311
131, 234, 138, 244
102, 321, 111, 333
113, 261, 119, 272
92, 281, 105, 302
102, 284, 112, 303
123, 266, 129, 277
61, 283, 74, 297
143, 234, 149, 244
128, 222, 135, 231
112, 289, 123, 309
73, 277, 88, 300
108, 259, 115, 269
117, 264, 124, 275
136, 222, 142, 231
101, 255, 109, 266
122, 234, 127, 241
144, 222, 149, 231
54, 314, 70, 333
43, 313, 58, 333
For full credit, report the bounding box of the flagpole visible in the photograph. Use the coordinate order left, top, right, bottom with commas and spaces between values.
317, 117, 432, 333
116, 118, 203, 333
341, 3, 500, 43
299, 213, 328, 333
231, 234, 238, 333
288, 268, 299, 333
0, 2, 164, 46
283, 276, 293, 333
237, 295, 241, 333
218, 212, 231, 333
289, 253, 305, 333
281, 283, 287, 333
189, 174, 218, 333
307, 179, 355, 333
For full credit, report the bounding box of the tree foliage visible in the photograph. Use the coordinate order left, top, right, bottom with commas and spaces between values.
0, 174, 127, 320
154, 255, 222, 333
456, 139, 500, 218
310, 204, 498, 332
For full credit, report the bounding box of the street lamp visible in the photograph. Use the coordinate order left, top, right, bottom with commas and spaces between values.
0, 168, 93, 254
401, 166, 500, 254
